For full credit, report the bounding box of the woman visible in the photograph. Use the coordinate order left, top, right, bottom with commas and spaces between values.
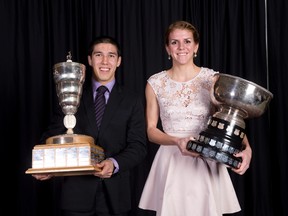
139, 21, 252, 216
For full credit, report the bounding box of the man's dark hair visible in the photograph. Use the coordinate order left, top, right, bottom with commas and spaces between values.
88, 36, 121, 57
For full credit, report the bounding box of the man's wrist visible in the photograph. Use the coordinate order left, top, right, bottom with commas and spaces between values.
107, 157, 119, 174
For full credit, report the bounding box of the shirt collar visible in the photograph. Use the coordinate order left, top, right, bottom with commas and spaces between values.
92, 78, 115, 93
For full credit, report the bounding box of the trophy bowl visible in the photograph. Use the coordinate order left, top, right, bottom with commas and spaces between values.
211, 74, 273, 119
54, 61, 85, 116
187, 73, 273, 168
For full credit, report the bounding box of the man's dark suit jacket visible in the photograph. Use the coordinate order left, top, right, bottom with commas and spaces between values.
40, 79, 147, 214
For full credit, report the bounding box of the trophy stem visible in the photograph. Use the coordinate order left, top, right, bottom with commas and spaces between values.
214, 106, 247, 129
64, 114, 76, 135
67, 128, 74, 134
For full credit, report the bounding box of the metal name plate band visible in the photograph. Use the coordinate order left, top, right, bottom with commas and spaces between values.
53, 136, 74, 144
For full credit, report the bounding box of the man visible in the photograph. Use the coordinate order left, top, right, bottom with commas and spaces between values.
33, 36, 147, 216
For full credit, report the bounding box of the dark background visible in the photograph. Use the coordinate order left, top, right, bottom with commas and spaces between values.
1, 0, 287, 216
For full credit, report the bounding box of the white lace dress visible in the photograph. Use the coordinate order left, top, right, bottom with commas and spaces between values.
139, 68, 241, 216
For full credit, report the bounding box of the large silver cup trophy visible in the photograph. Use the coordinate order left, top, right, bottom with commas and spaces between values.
187, 73, 273, 168
26, 53, 105, 176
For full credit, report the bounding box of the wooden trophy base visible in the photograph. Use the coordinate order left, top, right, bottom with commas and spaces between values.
26, 134, 105, 176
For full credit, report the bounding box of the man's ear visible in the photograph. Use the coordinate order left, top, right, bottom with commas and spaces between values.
87, 55, 92, 66
117, 56, 122, 67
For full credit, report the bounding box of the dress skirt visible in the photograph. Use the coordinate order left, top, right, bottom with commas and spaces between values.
139, 144, 241, 216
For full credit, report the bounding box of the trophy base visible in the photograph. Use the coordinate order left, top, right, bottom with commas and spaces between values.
187, 140, 242, 169
26, 134, 105, 176
186, 115, 245, 169
25, 165, 100, 176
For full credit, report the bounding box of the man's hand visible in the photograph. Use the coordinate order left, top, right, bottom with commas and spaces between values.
93, 159, 114, 178
32, 174, 53, 181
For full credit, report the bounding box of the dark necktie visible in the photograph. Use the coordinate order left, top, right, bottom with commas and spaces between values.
94, 85, 108, 128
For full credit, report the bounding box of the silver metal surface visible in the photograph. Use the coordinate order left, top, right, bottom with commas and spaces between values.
187, 73, 273, 168
211, 73, 273, 119
53, 61, 86, 115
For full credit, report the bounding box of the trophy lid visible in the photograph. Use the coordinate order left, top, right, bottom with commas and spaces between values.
53, 52, 86, 84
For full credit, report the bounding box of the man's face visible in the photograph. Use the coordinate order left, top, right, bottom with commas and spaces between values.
88, 42, 121, 84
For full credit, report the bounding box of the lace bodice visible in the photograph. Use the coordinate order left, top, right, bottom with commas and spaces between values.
148, 67, 218, 137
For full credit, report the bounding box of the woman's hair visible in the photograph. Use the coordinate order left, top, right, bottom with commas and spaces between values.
164, 21, 200, 45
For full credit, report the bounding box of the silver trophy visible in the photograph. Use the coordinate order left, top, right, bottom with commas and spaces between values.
26, 52, 105, 176
187, 73, 273, 168
53, 51, 85, 136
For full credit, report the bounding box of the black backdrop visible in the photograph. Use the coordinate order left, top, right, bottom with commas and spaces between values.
1, 0, 287, 216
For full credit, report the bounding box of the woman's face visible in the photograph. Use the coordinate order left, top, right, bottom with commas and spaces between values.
166, 28, 199, 65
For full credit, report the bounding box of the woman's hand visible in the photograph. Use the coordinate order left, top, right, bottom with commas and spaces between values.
232, 136, 252, 175
177, 137, 200, 157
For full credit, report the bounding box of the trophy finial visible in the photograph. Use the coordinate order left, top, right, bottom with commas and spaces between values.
66, 51, 72, 62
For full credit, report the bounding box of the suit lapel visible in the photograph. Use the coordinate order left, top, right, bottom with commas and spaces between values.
82, 85, 99, 133
81, 83, 124, 137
